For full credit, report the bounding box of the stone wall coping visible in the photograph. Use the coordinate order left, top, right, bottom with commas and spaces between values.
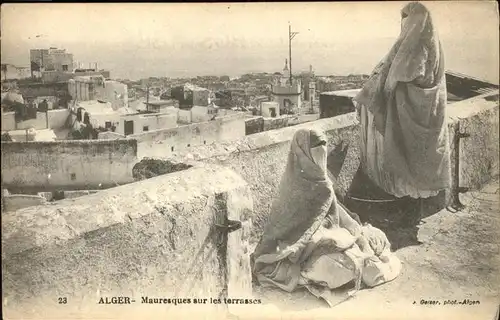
0, 139, 136, 146
446, 90, 499, 122
1, 164, 248, 257
2, 109, 69, 116
169, 90, 499, 163
167, 112, 358, 162
4, 194, 45, 199
128, 112, 247, 142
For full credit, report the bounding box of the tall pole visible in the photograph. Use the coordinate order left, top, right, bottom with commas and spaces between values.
289, 24, 299, 85
40, 51, 44, 80
146, 83, 150, 111
289, 24, 292, 85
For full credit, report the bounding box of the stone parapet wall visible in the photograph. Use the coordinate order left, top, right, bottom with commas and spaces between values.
3, 194, 47, 212
134, 113, 247, 159
1, 91, 497, 319
169, 91, 499, 242
1, 139, 138, 193
2, 165, 253, 319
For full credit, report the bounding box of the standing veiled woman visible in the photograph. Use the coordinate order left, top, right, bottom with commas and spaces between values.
354, 2, 451, 203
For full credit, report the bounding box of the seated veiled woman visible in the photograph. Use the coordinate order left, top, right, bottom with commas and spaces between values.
252, 128, 401, 305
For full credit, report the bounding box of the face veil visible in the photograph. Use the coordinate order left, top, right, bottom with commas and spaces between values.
253, 129, 334, 258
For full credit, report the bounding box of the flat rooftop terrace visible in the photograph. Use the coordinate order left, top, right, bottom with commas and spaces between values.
249, 179, 500, 320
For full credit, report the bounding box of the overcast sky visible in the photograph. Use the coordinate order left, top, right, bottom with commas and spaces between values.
1, 2, 498, 81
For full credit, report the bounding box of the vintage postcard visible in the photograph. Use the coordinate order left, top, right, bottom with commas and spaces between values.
1, 1, 499, 320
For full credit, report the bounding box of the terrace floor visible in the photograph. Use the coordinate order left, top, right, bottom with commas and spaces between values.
244, 178, 500, 320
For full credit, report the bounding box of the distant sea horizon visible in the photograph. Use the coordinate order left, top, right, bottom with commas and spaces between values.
2, 36, 498, 84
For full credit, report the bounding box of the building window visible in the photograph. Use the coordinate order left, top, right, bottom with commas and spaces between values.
70, 173, 76, 181
89, 84, 94, 100
203, 140, 206, 145
105, 121, 112, 128
171, 146, 174, 152
143, 125, 149, 132
76, 107, 83, 122
270, 108, 277, 118
187, 144, 190, 147
83, 112, 90, 125
62, 65, 69, 71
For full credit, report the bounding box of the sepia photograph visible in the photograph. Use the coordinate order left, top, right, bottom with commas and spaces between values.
1, 2, 499, 319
